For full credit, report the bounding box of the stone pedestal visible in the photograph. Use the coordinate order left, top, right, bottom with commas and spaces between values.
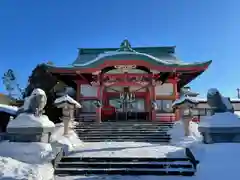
7, 113, 55, 143
199, 112, 240, 144
182, 117, 191, 136
96, 107, 102, 124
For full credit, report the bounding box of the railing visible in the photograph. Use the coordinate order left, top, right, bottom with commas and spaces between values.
0, 132, 10, 141
156, 113, 176, 122
52, 147, 65, 169
185, 148, 199, 170
76, 113, 96, 123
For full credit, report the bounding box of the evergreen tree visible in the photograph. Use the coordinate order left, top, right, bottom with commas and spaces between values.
2, 69, 21, 99
24, 63, 62, 123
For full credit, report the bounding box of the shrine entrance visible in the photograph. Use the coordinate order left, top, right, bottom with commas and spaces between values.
100, 65, 154, 122
102, 86, 151, 121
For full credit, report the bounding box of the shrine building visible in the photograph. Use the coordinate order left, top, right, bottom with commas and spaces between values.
45, 40, 212, 122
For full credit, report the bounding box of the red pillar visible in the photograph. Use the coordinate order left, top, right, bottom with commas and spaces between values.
151, 85, 156, 121
96, 85, 102, 123
173, 78, 180, 121
76, 81, 81, 102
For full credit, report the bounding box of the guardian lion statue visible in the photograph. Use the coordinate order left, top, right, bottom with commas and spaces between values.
207, 88, 234, 114
17, 88, 47, 116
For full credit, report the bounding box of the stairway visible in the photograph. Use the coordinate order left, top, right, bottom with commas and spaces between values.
55, 156, 196, 176
54, 121, 199, 177
75, 121, 173, 143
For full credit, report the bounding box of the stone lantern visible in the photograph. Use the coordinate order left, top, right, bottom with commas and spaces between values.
172, 95, 199, 136
54, 95, 81, 135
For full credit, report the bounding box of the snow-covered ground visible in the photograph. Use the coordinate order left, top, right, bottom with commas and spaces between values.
69, 142, 185, 158
51, 122, 83, 155
0, 142, 54, 180
56, 120, 240, 180
0, 122, 82, 180
1, 115, 240, 180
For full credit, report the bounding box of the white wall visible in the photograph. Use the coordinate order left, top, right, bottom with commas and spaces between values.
155, 83, 173, 95
80, 85, 98, 97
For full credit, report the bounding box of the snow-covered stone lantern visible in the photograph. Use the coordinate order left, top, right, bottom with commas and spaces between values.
54, 95, 81, 135
172, 93, 199, 136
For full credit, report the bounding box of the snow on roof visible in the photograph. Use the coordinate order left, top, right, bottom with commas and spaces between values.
0, 104, 18, 115
199, 112, 240, 127
172, 95, 199, 108
54, 95, 81, 108
73, 51, 174, 67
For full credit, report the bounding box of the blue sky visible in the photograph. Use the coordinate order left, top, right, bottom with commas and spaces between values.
0, 0, 239, 98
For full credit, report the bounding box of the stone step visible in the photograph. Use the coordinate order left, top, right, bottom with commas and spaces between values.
77, 130, 169, 134
80, 138, 171, 142
77, 124, 173, 128
78, 135, 170, 139
76, 123, 172, 126
77, 133, 169, 136
61, 157, 190, 162
54, 167, 195, 176
79, 121, 173, 124
57, 161, 193, 169
76, 127, 171, 131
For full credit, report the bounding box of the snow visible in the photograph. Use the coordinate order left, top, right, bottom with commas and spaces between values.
2, 113, 240, 180
73, 51, 174, 67
0, 142, 54, 180
172, 95, 198, 108
0, 156, 54, 180
0, 142, 54, 164
56, 121, 240, 180
55, 142, 240, 180
7, 113, 55, 128
31, 88, 46, 96
0, 121, 82, 180
54, 95, 81, 108
235, 111, 240, 117
221, 96, 233, 110
69, 142, 185, 158
0, 104, 18, 115
50, 122, 83, 155
169, 121, 202, 146
199, 112, 240, 127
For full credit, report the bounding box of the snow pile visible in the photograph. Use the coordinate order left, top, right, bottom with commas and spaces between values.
169, 121, 202, 145
0, 142, 54, 180
169, 121, 204, 160
7, 113, 55, 128
56, 143, 240, 180
0, 142, 54, 164
69, 142, 184, 158
51, 123, 82, 155
235, 111, 240, 117
0, 156, 54, 180
199, 112, 240, 127
54, 95, 81, 108
0, 104, 18, 115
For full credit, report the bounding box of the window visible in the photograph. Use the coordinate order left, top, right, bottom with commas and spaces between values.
80, 99, 98, 113
109, 98, 145, 112
155, 100, 173, 113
